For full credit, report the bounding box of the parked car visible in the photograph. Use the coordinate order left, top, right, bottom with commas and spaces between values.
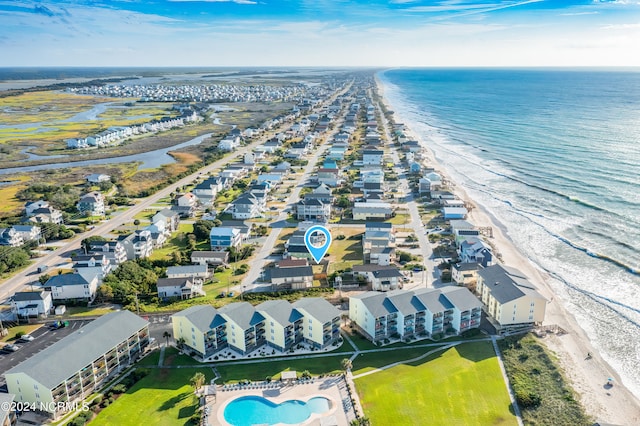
19, 334, 35, 342
227, 292, 235, 297
2, 344, 20, 352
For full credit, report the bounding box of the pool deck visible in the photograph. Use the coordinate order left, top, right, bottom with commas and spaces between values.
211, 376, 355, 426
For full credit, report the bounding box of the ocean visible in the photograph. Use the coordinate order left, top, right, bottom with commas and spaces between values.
379, 68, 640, 395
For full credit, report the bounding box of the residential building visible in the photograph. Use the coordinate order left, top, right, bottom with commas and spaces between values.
269, 265, 314, 290
476, 264, 547, 328
190, 251, 229, 266
352, 202, 393, 220
459, 238, 493, 268
4, 311, 149, 417
171, 305, 228, 359
292, 298, 341, 349
353, 264, 404, 291
362, 148, 383, 165
209, 227, 242, 251
166, 265, 210, 281
349, 287, 482, 342
316, 168, 342, 187
86, 174, 111, 184
256, 300, 304, 352
0, 228, 23, 247
42, 270, 99, 302
295, 199, 331, 222
228, 192, 264, 219
11, 291, 53, 318
176, 193, 198, 208
77, 191, 105, 216
118, 230, 154, 260
27, 206, 63, 225
443, 206, 468, 220
12, 225, 42, 243
72, 254, 111, 280
157, 278, 205, 300
152, 209, 180, 234
87, 241, 127, 266
24, 200, 50, 217
452, 263, 481, 288
218, 303, 266, 355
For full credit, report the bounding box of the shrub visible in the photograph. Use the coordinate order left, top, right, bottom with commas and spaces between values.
15, 331, 25, 338
515, 389, 542, 408
111, 384, 127, 394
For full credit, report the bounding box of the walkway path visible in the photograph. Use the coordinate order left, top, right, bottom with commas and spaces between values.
157, 346, 166, 367
352, 343, 456, 379
492, 336, 524, 426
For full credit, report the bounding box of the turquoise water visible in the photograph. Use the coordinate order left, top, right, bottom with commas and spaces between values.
379, 68, 640, 395
223, 395, 330, 426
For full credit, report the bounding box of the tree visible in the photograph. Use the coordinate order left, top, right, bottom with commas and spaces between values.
341, 358, 352, 372
81, 235, 108, 254
133, 219, 141, 229
163, 331, 171, 347
192, 220, 215, 241
190, 372, 206, 392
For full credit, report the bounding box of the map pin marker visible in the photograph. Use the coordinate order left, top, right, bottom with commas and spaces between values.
304, 225, 332, 264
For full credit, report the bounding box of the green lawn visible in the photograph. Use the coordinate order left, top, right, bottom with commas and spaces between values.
0, 324, 43, 343
90, 368, 210, 426
354, 342, 517, 426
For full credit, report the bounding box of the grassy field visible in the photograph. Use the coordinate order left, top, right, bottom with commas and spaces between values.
354, 342, 517, 426
327, 227, 363, 274
0, 175, 30, 215
0, 324, 43, 343
90, 367, 209, 426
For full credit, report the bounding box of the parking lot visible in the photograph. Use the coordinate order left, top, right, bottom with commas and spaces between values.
0, 319, 93, 390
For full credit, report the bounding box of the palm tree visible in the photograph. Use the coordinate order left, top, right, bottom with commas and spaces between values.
162, 331, 171, 347
341, 358, 352, 373
190, 372, 206, 393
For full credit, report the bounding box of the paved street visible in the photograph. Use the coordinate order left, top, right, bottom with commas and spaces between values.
378, 103, 436, 287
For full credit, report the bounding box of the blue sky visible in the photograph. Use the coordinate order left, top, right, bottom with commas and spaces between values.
1, 0, 639, 66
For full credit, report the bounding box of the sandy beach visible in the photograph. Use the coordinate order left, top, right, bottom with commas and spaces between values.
376, 78, 640, 425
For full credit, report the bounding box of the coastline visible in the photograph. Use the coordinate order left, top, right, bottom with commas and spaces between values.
375, 73, 640, 425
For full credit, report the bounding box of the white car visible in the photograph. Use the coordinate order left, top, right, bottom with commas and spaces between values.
19, 334, 35, 342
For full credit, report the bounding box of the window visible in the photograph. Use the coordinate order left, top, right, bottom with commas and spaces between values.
270, 321, 274, 326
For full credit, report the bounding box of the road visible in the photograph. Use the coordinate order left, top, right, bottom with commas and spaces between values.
377, 103, 436, 287
0, 83, 352, 303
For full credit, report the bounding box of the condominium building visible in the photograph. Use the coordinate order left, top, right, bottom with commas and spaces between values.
476, 264, 547, 328
171, 298, 341, 359
4, 311, 149, 417
349, 287, 482, 342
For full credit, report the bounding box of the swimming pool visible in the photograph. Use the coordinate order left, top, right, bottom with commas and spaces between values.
223, 395, 331, 426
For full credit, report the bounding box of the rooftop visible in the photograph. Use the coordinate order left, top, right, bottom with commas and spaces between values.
5, 311, 148, 389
